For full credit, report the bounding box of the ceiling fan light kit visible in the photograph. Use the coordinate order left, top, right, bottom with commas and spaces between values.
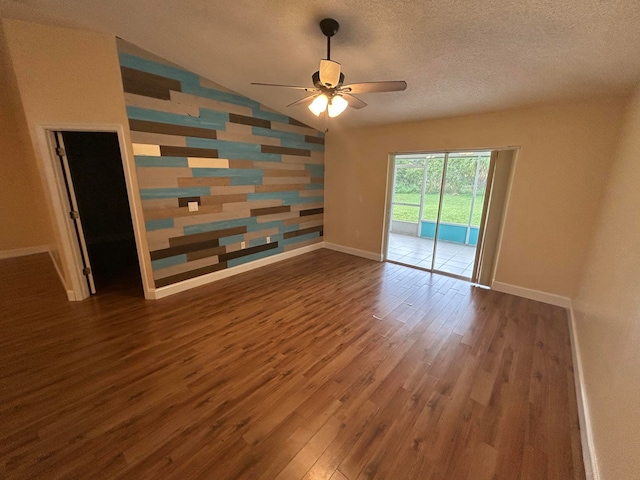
251, 18, 407, 119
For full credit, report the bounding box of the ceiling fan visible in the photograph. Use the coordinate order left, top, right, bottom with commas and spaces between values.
251, 18, 407, 118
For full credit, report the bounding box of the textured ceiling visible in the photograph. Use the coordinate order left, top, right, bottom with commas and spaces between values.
1, 0, 640, 130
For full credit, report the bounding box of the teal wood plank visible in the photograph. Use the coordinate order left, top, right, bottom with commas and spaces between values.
126, 106, 228, 130
140, 187, 211, 200
135, 156, 189, 167
145, 218, 175, 231
151, 254, 188, 270
119, 53, 200, 87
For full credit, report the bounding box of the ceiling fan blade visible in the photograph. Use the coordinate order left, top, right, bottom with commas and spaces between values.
251, 82, 318, 92
286, 94, 319, 108
342, 93, 367, 109
340, 81, 407, 94
319, 60, 341, 87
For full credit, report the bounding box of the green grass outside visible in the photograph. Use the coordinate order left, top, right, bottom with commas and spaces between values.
392, 193, 485, 225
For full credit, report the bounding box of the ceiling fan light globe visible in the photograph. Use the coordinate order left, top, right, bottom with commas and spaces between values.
308, 94, 329, 116
328, 95, 348, 117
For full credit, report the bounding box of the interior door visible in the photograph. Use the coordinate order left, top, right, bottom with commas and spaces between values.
54, 132, 97, 294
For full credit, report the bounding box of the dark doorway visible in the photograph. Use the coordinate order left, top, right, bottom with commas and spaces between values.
60, 131, 142, 294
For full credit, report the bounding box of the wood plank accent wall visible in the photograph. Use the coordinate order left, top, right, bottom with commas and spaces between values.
116, 44, 325, 288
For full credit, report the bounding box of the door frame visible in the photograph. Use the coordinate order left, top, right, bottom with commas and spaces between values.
34, 123, 151, 300
383, 146, 518, 283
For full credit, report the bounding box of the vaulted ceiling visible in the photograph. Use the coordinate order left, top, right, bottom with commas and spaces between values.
1, 0, 640, 130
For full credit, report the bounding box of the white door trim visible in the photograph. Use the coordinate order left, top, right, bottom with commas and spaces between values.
34, 123, 152, 301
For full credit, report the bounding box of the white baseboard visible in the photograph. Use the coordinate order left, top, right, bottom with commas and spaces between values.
150, 242, 324, 299
567, 302, 600, 480
0, 245, 49, 259
323, 242, 383, 262
491, 281, 571, 307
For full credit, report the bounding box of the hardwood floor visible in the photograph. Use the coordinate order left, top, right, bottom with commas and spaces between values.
0, 250, 585, 479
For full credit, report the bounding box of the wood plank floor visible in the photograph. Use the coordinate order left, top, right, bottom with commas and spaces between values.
0, 250, 585, 480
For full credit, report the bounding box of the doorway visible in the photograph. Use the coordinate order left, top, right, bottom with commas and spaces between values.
54, 131, 142, 295
385, 150, 492, 280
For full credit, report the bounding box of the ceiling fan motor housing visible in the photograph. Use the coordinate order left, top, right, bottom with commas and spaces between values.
313, 71, 344, 89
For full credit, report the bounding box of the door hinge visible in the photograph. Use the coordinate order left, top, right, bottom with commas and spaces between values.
55, 146, 65, 156
82, 267, 91, 276
69, 211, 79, 219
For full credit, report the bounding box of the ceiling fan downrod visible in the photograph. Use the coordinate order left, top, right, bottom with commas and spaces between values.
319, 18, 339, 60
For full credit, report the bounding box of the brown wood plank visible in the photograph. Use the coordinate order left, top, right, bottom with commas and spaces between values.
160, 146, 219, 158
228, 113, 271, 129
261, 145, 311, 157
304, 135, 325, 145
120, 66, 182, 100
283, 225, 323, 239
250, 205, 291, 217
168, 226, 248, 247
150, 237, 220, 261
300, 207, 324, 217
218, 242, 278, 263
0, 252, 586, 480
129, 119, 218, 140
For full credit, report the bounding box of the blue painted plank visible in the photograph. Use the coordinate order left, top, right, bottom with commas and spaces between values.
186, 137, 281, 161
119, 53, 200, 87
135, 156, 189, 167
304, 183, 325, 191
219, 234, 245, 246
140, 187, 211, 200
199, 107, 232, 124
152, 254, 187, 270
305, 165, 325, 177
126, 106, 227, 130
145, 218, 175, 231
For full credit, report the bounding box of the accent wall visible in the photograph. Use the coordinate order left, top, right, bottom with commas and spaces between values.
116, 41, 325, 288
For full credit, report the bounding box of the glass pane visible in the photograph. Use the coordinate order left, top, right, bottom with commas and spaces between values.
433, 152, 490, 278
392, 204, 420, 223
394, 166, 422, 205
421, 155, 445, 222
395, 155, 425, 168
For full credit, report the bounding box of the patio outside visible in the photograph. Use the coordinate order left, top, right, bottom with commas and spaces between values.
386, 232, 477, 277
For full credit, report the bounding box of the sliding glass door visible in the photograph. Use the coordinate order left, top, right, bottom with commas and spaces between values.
387, 150, 492, 280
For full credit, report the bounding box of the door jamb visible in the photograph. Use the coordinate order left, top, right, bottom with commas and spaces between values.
34, 123, 152, 301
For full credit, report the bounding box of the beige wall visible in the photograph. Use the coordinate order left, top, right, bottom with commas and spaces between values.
325, 99, 626, 297
1, 18, 151, 293
572, 83, 640, 480
0, 22, 52, 252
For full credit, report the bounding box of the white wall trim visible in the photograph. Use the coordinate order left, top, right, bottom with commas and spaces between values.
0, 245, 49, 259
323, 242, 383, 262
491, 281, 571, 307
149, 242, 324, 299
567, 301, 600, 480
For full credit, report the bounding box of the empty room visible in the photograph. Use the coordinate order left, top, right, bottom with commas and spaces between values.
1, 1, 639, 479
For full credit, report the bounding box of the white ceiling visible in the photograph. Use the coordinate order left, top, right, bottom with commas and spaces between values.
1, 0, 640, 130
